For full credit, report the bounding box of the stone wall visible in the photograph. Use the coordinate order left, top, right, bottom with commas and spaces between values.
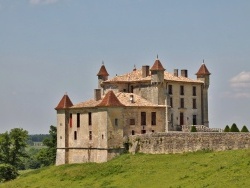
129, 132, 250, 154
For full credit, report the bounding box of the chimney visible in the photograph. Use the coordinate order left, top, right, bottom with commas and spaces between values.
142, 65, 150, 78
94, 89, 101, 101
174, 69, 178, 77
130, 94, 134, 103
181, 69, 188, 77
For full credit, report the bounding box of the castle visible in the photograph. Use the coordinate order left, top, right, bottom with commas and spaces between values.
55, 57, 210, 165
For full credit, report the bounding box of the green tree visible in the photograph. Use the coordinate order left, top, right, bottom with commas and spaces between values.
0, 128, 28, 169
36, 125, 57, 166
241, 125, 249, 132
0, 164, 18, 182
230, 123, 240, 132
224, 125, 230, 132
191, 126, 197, 132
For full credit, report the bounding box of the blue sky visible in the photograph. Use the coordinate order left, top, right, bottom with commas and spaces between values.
1, 0, 250, 134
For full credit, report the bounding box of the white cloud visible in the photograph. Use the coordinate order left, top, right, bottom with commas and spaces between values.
29, 0, 59, 5
230, 71, 250, 87
226, 71, 250, 98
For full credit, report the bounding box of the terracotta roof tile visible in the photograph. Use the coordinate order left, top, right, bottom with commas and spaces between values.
97, 65, 109, 76
71, 99, 101, 108
196, 64, 211, 75
116, 92, 164, 107
55, 94, 73, 110
150, 59, 165, 71
104, 68, 202, 84
96, 90, 125, 107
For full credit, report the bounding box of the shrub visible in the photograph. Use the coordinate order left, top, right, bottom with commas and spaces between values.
0, 163, 18, 182
230, 123, 240, 132
191, 126, 197, 132
241, 125, 249, 132
224, 125, 230, 132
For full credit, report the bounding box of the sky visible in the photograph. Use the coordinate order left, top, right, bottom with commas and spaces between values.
1, 0, 250, 134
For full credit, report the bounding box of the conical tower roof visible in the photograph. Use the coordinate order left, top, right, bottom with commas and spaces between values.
196, 63, 211, 75
96, 90, 125, 107
150, 58, 165, 71
55, 93, 73, 110
97, 64, 109, 76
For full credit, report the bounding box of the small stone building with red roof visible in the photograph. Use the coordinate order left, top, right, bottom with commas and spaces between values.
55, 58, 210, 164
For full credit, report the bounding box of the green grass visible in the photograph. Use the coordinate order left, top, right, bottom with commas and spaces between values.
1, 149, 250, 188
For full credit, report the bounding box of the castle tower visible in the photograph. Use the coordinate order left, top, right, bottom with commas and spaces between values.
97, 63, 109, 89
150, 56, 166, 105
55, 93, 73, 165
196, 62, 211, 127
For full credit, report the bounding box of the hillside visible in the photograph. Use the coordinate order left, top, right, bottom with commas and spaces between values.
1, 149, 250, 188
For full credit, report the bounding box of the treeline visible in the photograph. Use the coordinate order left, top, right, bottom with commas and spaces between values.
27, 134, 50, 146
28, 134, 50, 142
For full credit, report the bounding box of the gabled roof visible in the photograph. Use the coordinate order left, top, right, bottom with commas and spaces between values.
150, 59, 166, 71
196, 64, 211, 75
97, 64, 109, 76
96, 90, 125, 107
55, 94, 73, 110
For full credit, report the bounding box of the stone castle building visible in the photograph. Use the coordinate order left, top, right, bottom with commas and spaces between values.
55, 57, 211, 165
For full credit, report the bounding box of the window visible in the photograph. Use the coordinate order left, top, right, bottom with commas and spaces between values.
89, 131, 92, 140
193, 86, 196, 96
141, 130, 146, 134
77, 113, 80, 128
193, 99, 197, 109
152, 130, 155, 133
130, 119, 135, 125
132, 130, 135, 135
193, 115, 197, 125
131, 86, 134, 93
180, 86, 184, 95
141, 112, 146, 125
115, 118, 118, 126
168, 85, 173, 95
74, 131, 77, 140
180, 98, 184, 108
69, 113, 72, 128
170, 97, 173, 107
88, 112, 92, 126
151, 112, 156, 125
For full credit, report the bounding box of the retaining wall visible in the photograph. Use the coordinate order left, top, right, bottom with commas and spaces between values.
129, 132, 250, 154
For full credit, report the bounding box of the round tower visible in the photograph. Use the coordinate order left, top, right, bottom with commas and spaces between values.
150, 56, 166, 105
196, 62, 211, 127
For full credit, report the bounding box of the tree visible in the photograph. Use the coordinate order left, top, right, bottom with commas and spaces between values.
36, 125, 57, 166
241, 125, 249, 132
230, 123, 240, 132
0, 164, 18, 182
191, 126, 197, 132
224, 125, 230, 132
0, 128, 28, 169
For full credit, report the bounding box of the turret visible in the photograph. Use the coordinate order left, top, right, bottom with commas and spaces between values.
150, 56, 165, 84
196, 62, 211, 89
196, 62, 211, 127
150, 56, 166, 105
97, 62, 109, 89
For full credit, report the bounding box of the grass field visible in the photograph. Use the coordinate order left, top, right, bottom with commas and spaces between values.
1, 149, 250, 188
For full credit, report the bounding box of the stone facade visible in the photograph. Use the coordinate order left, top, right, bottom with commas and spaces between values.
55, 58, 211, 165
129, 132, 250, 154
